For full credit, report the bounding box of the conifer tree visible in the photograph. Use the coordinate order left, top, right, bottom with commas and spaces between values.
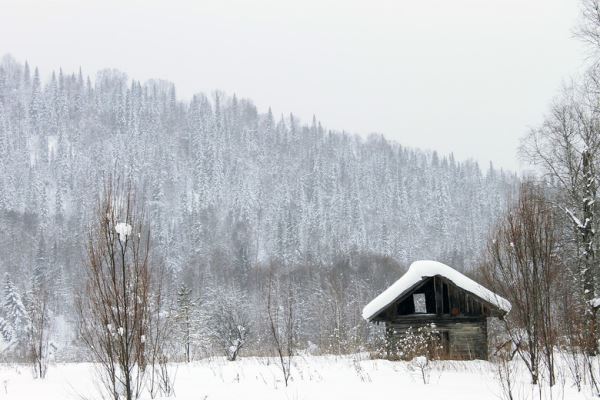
3, 273, 28, 343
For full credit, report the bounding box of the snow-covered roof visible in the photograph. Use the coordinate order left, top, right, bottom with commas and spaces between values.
362, 260, 511, 321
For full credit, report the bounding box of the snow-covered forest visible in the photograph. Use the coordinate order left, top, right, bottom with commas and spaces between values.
7, 1, 600, 398
0, 55, 517, 362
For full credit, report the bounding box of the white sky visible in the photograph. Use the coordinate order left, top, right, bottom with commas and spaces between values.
0, 0, 588, 171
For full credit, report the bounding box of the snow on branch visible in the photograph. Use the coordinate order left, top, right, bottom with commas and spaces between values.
115, 222, 132, 242
565, 208, 587, 230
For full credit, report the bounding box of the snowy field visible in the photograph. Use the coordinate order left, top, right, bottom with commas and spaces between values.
0, 354, 591, 400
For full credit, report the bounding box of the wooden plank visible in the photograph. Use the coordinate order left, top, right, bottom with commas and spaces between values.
442, 282, 449, 314
434, 276, 443, 315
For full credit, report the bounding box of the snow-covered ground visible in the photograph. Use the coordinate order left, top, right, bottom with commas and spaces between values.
0, 354, 590, 400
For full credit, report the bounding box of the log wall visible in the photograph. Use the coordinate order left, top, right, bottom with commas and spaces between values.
387, 316, 488, 360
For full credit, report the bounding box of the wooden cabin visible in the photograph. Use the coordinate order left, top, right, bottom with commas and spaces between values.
362, 260, 511, 360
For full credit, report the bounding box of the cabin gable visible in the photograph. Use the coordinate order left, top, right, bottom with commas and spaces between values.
372, 275, 500, 322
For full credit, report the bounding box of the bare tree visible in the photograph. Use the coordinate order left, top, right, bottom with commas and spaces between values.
25, 243, 51, 379
174, 283, 199, 363
519, 5, 600, 391
577, 0, 600, 55
266, 270, 295, 387
557, 279, 587, 393
25, 282, 50, 379
77, 179, 153, 400
323, 269, 346, 355
521, 71, 600, 357
207, 285, 250, 361
494, 350, 517, 400
483, 182, 559, 386
146, 263, 176, 398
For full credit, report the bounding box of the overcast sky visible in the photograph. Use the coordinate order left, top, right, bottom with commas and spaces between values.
0, 0, 588, 171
